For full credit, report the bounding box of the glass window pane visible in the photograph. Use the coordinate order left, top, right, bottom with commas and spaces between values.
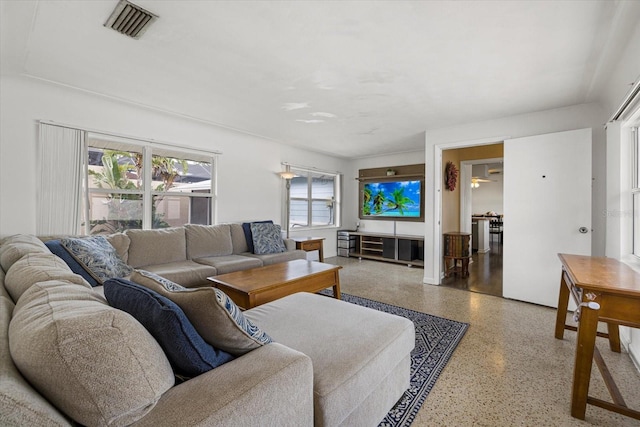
190, 196, 212, 225
290, 176, 308, 198
84, 136, 217, 235
152, 155, 212, 193
88, 193, 143, 234
311, 175, 334, 200
311, 200, 334, 225
290, 199, 309, 228
88, 147, 142, 190
152, 195, 211, 229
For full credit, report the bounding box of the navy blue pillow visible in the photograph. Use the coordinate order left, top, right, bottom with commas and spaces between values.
242, 220, 273, 253
45, 240, 99, 287
103, 278, 234, 377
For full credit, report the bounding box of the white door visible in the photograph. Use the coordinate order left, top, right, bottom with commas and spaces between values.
503, 128, 592, 307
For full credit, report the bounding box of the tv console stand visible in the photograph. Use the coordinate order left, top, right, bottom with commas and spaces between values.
350, 232, 424, 267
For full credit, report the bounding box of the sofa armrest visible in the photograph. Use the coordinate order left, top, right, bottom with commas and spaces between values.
283, 238, 296, 251
133, 343, 313, 427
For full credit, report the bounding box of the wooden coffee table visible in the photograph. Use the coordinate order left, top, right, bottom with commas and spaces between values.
207, 259, 342, 310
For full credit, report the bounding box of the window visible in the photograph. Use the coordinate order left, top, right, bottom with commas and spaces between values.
287, 167, 340, 230
633, 127, 640, 257
84, 133, 216, 235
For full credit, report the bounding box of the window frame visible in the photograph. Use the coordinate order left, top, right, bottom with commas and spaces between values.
632, 127, 640, 258
84, 132, 218, 234
286, 165, 341, 232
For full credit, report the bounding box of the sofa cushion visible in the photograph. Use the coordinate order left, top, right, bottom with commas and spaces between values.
0, 234, 50, 272
193, 255, 262, 274
131, 343, 314, 427
131, 270, 272, 356
229, 223, 249, 254
9, 280, 174, 427
250, 223, 286, 255
245, 292, 415, 427
244, 250, 307, 266
105, 232, 130, 264
126, 228, 187, 268
139, 260, 217, 288
60, 236, 132, 284
185, 224, 233, 259
0, 268, 7, 300
45, 240, 99, 287
104, 278, 234, 376
5, 253, 91, 302
1, 294, 72, 426
242, 220, 273, 253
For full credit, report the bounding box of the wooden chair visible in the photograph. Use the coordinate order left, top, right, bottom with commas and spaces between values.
489, 218, 503, 245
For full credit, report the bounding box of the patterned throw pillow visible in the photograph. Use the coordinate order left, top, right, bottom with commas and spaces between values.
250, 222, 286, 255
242, 220, 273, 253
61, 236, 132, 284
45, 239, 99, 287
104, 278, 234, 377
131, 269, 272, 355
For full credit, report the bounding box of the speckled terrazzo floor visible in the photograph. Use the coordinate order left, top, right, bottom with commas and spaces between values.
324, 256, 640, 427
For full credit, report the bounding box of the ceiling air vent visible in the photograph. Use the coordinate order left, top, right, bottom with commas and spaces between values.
104, 0, 158, 39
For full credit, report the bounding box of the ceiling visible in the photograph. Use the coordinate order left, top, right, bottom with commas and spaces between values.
2, 0, 639, 159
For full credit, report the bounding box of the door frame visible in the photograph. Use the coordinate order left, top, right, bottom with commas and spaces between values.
460, 157, 503, 233
425, 136, 509, 284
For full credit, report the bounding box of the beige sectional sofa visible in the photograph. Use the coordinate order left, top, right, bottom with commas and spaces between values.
116, 223, 307, 287
0, 230, 415, 426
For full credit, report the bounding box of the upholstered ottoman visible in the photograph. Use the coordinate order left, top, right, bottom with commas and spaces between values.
245, 292, 415, 427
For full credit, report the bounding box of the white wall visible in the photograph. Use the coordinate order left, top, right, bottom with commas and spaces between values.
423, 102, 608, 286
0, 75, 348, 257
471, 173, 503, 215
598, 21, 640, 120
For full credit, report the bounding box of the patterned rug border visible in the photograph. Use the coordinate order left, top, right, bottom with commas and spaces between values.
320, 290, 469, 427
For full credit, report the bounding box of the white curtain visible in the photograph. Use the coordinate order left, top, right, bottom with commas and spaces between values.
37, 123, 85, 235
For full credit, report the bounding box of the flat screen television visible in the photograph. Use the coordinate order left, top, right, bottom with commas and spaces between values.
359, 179, 423, 221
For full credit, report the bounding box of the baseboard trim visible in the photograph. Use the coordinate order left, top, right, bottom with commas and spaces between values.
620, 334, 640, 374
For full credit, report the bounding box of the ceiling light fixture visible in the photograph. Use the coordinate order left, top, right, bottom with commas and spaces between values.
277, 164, 297, 180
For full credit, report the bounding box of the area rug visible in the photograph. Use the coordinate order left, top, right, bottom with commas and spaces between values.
320, 290, 469, 427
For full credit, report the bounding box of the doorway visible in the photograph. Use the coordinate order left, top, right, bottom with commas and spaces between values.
440, 244, 503, 296
427, 129, 592, 308
440, 150, 505, 297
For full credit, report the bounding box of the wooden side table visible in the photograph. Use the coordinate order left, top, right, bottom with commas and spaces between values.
555, 254, 640, 420
443, 232, 471, 278
291, 237, 325, 262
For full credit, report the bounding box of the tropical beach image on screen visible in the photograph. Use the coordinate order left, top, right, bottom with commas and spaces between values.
362, 180, 421, 218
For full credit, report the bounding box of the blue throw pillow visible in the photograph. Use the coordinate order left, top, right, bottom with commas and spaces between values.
45, 240, 99, 287
103, 278, 234, 377
242, 220, 273, 253
251, 223, 286, 255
